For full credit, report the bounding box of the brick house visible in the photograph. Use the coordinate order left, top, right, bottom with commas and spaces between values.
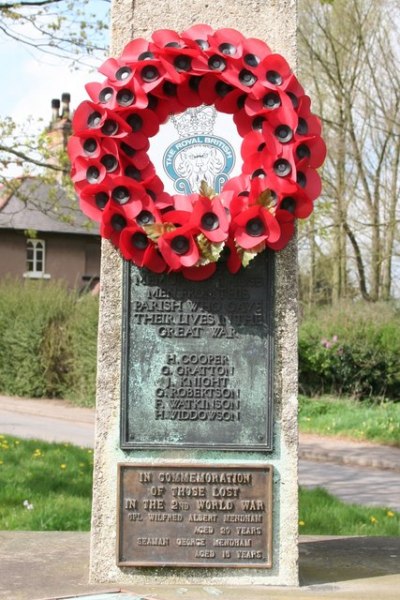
0, 94, 101, 289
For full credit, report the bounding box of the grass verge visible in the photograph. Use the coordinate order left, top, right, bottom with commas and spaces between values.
1, 435, 399, 536
299, 395, 400, 446
299, 487, 400, 536
0, 435, 93, 530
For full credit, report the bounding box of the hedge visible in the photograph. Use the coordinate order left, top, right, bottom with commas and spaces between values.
299, 301, 400, 400
0, 280, 399, 404
0, 279, 98, 406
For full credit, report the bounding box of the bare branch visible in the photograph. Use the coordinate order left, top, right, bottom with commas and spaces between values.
0, 143, 66, 172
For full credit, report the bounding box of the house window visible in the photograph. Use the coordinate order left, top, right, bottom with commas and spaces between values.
24, 239, 50, 279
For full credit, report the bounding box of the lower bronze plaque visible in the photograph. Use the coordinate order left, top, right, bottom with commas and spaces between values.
117, 463, 273, 568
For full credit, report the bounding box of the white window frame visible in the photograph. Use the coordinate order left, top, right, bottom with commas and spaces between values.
23, 239, 50, 279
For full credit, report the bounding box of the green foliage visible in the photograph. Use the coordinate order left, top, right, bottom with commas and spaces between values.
0, 1, 109, 65
0, 279, 74, 397
0, 435, 93, 531
61, 294, 98, 407
299, 395, 400, 446
1, 435, 399, 535
299, 301, 400, 400
299, 487, 400, 536
0, 279, 98, 405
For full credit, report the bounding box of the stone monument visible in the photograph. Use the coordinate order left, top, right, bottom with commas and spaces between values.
90, 0, 299, 587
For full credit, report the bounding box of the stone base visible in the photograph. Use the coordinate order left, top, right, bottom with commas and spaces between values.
1, 532, 399, 600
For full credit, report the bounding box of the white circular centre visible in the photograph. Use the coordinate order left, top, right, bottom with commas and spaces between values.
148, 105, 242, 196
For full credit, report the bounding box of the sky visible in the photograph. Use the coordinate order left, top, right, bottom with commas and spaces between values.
0, 1, 108, 136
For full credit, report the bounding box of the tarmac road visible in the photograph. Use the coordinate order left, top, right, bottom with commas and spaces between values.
299, 459, 400, 511
1, 395, 400, 511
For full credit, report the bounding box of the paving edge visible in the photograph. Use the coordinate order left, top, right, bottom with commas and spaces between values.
299, 449, 400, 473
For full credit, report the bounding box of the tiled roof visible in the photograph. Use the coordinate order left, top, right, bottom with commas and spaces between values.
0, 177, 99, 236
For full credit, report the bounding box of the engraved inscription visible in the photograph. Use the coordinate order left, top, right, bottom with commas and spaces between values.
121, 256, 274, 450
155, 353, 240, 422
131, 274, 264, 337
117, 464, 273, 568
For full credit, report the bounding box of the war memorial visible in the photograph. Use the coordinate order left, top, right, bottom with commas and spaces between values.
67, 0, 314, 588
0, 3, 400, 599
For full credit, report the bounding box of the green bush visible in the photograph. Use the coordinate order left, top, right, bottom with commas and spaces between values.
61, 294, 99, 406
0, 279, 98, 405
1, 280, 399, 405
299, 302, 400, 400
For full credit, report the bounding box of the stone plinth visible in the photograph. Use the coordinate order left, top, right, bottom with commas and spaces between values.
90, 0, 298, 586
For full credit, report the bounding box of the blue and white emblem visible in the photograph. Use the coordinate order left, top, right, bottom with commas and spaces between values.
162, 107, 236, 194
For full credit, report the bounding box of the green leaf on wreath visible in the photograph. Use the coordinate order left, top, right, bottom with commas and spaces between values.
143, 222, 175, 242
199, 179, 217, 200
196, 233, 225, 265
236, 241, 266, 268
256, 189, 275, 209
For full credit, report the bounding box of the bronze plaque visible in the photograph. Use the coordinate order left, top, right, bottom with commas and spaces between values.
117, 463, 273, 568
121, 254, 275, 451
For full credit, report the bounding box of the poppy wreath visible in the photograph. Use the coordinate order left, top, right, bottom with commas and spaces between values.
68, 25, 326, 281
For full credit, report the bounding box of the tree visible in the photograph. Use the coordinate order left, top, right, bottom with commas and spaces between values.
0, 1, 109, 64
298, 0, 400, 302
0, 1, 110, 178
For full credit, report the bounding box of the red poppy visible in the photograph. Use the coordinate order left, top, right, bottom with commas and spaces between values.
182, 262, 217, 281
119, 224, 166, 273
293, 135, 327, 169
171, 194, 197, 213
241, 37, 271, 64
98, 57, 135, 86
120, 160, 156, 187
161, 208, 191, 227
72, 101, 107, 135
198, 74, 220, 105
122, 108, 160, 139
208, 28, 245, 57
108, 175, 148, 219
79, 183, 110, 222
146, 95, 174, 124
243, 138, 297, 185
222, 173, 252, 196
190, 196, 230, 242
229, 192, 251, 220
181, 24, 214, 47
215, 87, 247, 114
295, 160, 322, 201
225, 236, 242, 274
151, 33, 199, 82
284, 74, 305, 109
251, 53, 293, 99
233, 108, 255, 137
120, 38, 152, 62
240, 129, 268, 162
85, 79, 148, 112
176, 77, 203, 108
276, 185, 313, 219
244, 88, 290, 117
158, 223, 199, 270
143, 247, 168, 273
149, 81, 186, 115
190, 30, 241, 78
100, 201, 129, 246
135, 194, 162, 227
267, 208, 295, 250
117, 142, 150, 171
233, 204, 280, 249
142, 175, 172, 210
71, 156, 107, 187
67, 134, 101, 162
296, 96, 322, 137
